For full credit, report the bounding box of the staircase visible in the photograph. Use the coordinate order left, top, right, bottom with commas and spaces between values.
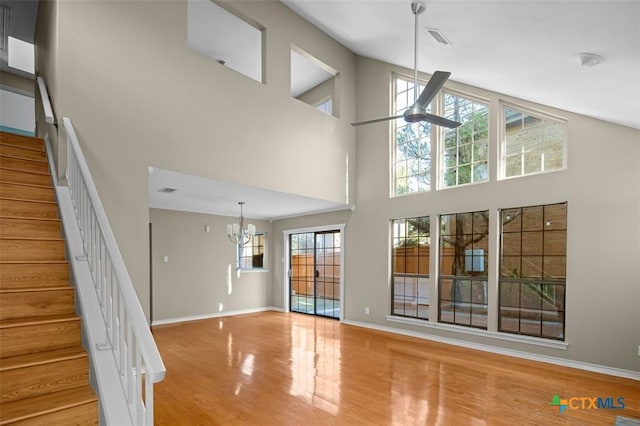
0, 132, 98, 424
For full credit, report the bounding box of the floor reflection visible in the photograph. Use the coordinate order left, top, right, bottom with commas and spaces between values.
289, 316, 341, 415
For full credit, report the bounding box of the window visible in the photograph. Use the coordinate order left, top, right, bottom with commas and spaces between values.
392, 216, 430, 319
501, 105, 566, 178
238, 233, 265, 270
440, 92, 489, 188
315, 98, 332, 115
393, 76, 431, 195
439, 211, 489, 329
499, 203, 566, 340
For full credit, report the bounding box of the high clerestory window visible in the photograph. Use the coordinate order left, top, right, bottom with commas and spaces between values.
440, 92, 489, 188
393, 76, 430, 195
392, 77, 491, 196
391, 216, 430, 319
501, 104, 567, 179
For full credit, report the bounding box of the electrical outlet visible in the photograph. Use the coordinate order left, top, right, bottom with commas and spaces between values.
638, 345, 640, 357
365, 307, 370, 315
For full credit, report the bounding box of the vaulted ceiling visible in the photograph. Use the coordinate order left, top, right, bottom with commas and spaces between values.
283, 0, 640, 130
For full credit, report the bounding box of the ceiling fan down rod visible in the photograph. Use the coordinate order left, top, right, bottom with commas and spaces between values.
411, 2, 426, 104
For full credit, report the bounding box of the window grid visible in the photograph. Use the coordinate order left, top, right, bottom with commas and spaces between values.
391, 217, 430, 319
502, 105, 566, 179
393, 76, 431, 195
239, 233, 265, 269
499, 203, 567, 340
438, 211, 489, 329
441, 92, 489, 188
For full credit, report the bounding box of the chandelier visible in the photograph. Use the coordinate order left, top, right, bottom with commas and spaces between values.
226, 202, 255, 245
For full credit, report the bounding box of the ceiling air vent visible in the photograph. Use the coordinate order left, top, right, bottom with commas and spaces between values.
425, 28, 451, 45
158, 187, 177, 193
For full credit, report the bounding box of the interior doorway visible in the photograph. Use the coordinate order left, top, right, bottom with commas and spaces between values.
289, 230, 341, 319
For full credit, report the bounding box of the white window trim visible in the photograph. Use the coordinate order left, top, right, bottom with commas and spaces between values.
386, 314, 569, 350
499, 101, 568, 180
391, 72, 432, 197
282, 223, 346, 321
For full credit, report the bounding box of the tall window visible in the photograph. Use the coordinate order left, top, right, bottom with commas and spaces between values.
502, 105, 566, 179
439, 211, 489, 329
440, 92, 489, 188
499, 203, 567, 340
393, 76, 431, 195
392, 217, 430, 319
239, 233, 265, 270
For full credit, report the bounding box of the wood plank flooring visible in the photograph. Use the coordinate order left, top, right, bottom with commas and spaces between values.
152, 311, 640, 425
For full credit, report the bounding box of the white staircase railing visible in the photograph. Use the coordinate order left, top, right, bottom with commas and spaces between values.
62, 117, 166, 425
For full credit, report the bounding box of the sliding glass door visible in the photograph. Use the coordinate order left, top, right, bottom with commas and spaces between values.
289, 231, 341, 319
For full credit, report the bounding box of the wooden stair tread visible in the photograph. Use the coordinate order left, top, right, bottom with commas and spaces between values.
0, 314, 80, 329
0, 285, 72, 294
0, 237, 65, 241
0, 385, 97, 425
0, 260, 69, 264
0, 215, 61, 223
0, 345, 87, 371
0, 180, 53, 190
0, 197, 57, 206
0, 145, 47, 162
0, 166, 50, 177
0, 133, 45, 152
0, 260, 68, 263
0, 153, 48, 164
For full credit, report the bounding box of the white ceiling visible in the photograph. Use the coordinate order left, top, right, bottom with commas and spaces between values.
148, 167, 351, 220
283, 0, 640, 130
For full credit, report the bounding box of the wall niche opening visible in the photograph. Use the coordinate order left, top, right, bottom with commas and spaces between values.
291, 46, 338, 117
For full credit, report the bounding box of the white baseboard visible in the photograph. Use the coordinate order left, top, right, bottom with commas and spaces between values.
341, 319, 640, 381
151, 307, 281, 326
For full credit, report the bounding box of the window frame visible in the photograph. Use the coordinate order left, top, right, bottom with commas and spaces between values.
238, 232, 267, 272
499, 102, 568, 180
438, 210, 490, 330
498, 203, 567, 341
438, 89, 490, 190
391, 216, 431, 320
391, 73, 432, 197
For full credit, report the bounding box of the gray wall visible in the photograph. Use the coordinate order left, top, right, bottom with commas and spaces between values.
150, 208, 271, 322
35, 0, 357, 320
34, 1, 639, 372
327, 56, 639, 371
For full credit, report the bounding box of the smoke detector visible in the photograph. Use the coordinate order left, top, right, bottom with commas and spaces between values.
577, 52, 604, 68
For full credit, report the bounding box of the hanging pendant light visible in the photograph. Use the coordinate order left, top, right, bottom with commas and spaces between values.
226, 202, 255, 245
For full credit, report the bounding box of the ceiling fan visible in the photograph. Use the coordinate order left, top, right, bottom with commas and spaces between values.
351, 2, 461, 129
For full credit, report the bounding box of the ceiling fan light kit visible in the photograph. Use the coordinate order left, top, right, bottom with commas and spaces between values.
351, 1, 461, 129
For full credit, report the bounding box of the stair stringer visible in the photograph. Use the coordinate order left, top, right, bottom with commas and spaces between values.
45, 135, 133, 426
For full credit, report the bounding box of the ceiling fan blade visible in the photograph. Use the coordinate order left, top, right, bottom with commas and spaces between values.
351, 115, 404, 127
414, 71, 451, 109
422, 112, 461, 129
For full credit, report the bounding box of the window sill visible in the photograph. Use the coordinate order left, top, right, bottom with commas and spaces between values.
385, 315, 568, 350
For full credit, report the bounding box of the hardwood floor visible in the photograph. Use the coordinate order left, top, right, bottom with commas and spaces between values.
152, 311, 639, 425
